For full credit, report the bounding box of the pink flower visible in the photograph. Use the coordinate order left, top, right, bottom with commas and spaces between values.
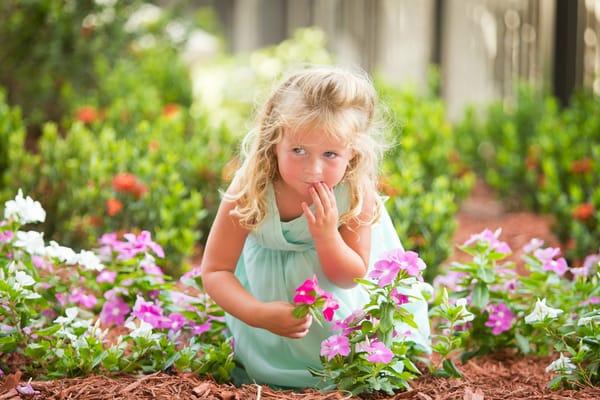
582, 296, 600, 306
484, 303, 515, 335
69, 289, 98, 309
142, 262, 164, 276
100, 296, 131, 326
370, 249, 426, 287
293, 276, 318, 305
190, 321, 211, 335
365, 340, 393, 363
165, 313, 186, 331
132, 297, 169, 328
320, 335, 351, 361
96, 270, 117, 284
535, 247, 568, 276
332, 309, 366, 335
322, 293, 339, 322
433, 270, 466, 291
463, 228, 511, 254
0, 231, 13, 243
390, 288, 409, 305
523, 238, 544, 254
120, 231, 165, 259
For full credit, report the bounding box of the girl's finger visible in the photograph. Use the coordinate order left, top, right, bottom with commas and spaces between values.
310, 187, 325, 218
316, 182, 331, 210
301, 202, 316, 224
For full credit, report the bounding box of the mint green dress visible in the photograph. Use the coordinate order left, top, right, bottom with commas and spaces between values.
225, 182, 430, 388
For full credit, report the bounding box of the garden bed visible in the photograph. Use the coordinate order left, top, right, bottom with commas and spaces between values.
2, 353, 599, 399
2, 180, 596, 399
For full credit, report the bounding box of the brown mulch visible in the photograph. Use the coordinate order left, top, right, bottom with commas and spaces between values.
1, 180, 598, 399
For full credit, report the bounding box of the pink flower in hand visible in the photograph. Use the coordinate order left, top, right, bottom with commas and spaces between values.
322, 293, 339, 321
293, 275, 318, 305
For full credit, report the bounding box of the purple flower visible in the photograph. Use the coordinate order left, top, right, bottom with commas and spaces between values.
99, 232, 119, 247
391, 288, 409, 305
371, 249, 426, 287
320, 335, 351, 361
433, 270, 466, 291
463, 228, 511, 254
365, 340, 394, 364
190, 321, 211, 335
484, 303, 515, 335
165, 313, 187, 331
534, 247, 568, 276
100, 296, 131, 326
16, 383, 39, 396
96, 270, 117, 284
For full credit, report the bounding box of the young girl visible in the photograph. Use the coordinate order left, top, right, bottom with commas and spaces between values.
201, 66, 430, 388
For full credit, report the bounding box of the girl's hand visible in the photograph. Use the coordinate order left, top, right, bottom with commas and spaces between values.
258, 301, 313, 339
302, 182, 339, 241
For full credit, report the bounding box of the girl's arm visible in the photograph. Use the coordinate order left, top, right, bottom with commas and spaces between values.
302, 182, 374, 288
201, 190, 312, 338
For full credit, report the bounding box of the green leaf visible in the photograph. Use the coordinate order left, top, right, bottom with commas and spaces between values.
442, 359, 463, 378
515, 332, 530, 354
35, 324, 62, 336
471, 282, 489, 309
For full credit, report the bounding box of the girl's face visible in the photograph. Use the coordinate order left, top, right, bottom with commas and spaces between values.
275, 128, 353, 200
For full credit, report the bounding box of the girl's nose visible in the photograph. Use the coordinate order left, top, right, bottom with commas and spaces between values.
305, 158, 323, 176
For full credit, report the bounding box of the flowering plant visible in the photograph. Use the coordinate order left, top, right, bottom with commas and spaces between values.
292, 275, 339, 326
309, 249, 430, 395
0, 190, 233, 381
433, 228, 600, 388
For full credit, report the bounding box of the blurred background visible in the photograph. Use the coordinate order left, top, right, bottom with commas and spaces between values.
0, 0, 598, 281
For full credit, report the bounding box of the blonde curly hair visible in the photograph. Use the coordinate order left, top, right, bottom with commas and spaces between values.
225, 65, 388, 230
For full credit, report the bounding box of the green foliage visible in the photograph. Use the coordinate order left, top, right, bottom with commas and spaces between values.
377, 83, 475, 281
457, 86, 600, 262
0, 0, 137, 127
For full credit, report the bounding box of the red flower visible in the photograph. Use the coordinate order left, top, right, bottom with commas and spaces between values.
570, 158, 593, 174
573, 203, 595, 221
106, 199, 123, 217
112, 173, 138, 193
163, 103, 181, 118
76, 106, 98, 124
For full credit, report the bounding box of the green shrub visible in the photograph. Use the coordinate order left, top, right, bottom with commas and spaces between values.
377, 81, 475, 281
0, 121, 204, 275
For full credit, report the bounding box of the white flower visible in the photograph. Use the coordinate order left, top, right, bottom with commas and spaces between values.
4, 189, 46, 224
545, 353, 577, 374
454, 298, 475, 324
577, 315, 600, 326
14, 231, 46, 255
524, 298, 563, 324
124, 3, 162, 33
125, 320, 154, 339
76, 250, 104, 271
14, 271, 35, 287
45, 241, 78, 264
55, 307, 80, 326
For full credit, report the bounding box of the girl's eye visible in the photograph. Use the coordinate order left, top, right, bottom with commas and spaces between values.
323, 151, 338, 159
292, 147, 306, 155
